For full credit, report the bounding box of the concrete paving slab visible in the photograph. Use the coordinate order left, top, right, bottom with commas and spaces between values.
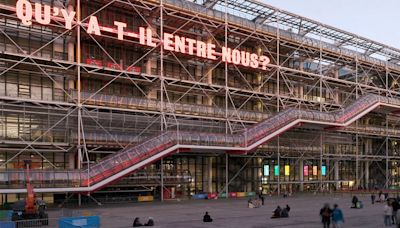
50, 193, 392, 228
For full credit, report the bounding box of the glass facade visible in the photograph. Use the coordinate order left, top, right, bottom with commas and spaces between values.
0, 0, 399, 205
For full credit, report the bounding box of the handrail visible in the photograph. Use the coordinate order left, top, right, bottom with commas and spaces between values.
70, 90, 268, 121
1, 94, 399, 193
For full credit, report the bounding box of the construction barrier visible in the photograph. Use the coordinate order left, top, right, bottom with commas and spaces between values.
228, 192, 237, 198
193, 192, 255, 199
15, 218, 49, 227
81, 211, 93, 217
192, 194, 208, 199
236, 192, 246, 197
138, 196, 154, 202
0, 210, 12, 221
0, 221, 15, 228
58, 216, 100, 228
246, 192, 256, 197
207, 193, 218, 199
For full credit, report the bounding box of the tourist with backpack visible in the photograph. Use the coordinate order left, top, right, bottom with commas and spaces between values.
320, 203, 333, 228
331, 204, 344, 228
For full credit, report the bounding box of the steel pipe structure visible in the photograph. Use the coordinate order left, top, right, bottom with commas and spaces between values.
0, 0, 399, 202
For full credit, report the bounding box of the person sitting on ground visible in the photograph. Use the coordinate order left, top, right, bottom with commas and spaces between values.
357, 200, 364, 209
351, 196, 359, 208
280, 207, 289, 218
271, 206, 282, 218
248, 198, 261, 208
133, 217, 143, 227
286, 204, 291, 212
144, 217, 154, 226
248, 199, 254, 208
203, 211, 213, 222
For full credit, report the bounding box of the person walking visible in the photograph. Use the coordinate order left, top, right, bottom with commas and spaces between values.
392, 200, 399, 225
384, 201, 393, 226
331, 204, 344, 228
320, 203, 332, 228
371, 193, 376, 204
258, 193, 265, 205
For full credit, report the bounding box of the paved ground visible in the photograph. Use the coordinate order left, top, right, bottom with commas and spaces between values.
49, 193, 394, 227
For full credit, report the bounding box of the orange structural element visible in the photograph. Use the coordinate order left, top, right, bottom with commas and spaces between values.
24, 162, 36, 215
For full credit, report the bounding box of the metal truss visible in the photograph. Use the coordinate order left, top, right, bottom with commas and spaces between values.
0, 0, 400, 199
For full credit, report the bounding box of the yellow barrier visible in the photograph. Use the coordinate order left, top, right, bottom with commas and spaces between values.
236, 192, 246, 197
138, 196, 154, 202
81, 211, 92, 216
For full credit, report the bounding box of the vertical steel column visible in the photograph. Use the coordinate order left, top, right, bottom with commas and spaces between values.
355, 56, 359, 190
320, 132, 323, 190
276, 9, 281, 197
385, 62, 389, 189
76, 0, 82, 207
224, 0, 229, 199
225, 153, 229, 198
386, 116, 389, 188
277, 137, 280, 196
326, 156, 330, 190
386, 62, 389, 96
160, 0, 165, 202
160, 0, 164, 128
161, 158, 164, 201
276, 13, 280, 111
355, 133, 359, 188
224, 0, 228, 134
319, 30, 322, 112
318, 29, 323, 191
355, 51, 359, 98
299, 159, 304, 192
365, 161, 369, 189
334, 160, 339, 190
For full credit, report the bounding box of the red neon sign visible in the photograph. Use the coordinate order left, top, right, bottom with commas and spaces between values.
16, 0, 271, 70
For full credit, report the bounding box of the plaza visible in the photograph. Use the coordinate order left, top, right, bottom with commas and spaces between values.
1, 0, 400, 220
47, 193, 388, 228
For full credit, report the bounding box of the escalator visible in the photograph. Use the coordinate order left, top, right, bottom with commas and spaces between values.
1, 94, 398, 193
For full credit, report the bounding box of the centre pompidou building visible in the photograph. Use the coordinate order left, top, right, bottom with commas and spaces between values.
0, 0, 400, 204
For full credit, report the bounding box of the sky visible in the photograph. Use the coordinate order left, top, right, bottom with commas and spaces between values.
263, 0, 400, 49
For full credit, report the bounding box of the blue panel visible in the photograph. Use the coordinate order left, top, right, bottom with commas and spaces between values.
0, 210, 13, 221
192, 194, 208, 199
59, 216, 100, 228
0, 221, 15, 228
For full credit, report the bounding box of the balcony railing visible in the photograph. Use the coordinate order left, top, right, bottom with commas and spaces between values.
2, 94, 399, 191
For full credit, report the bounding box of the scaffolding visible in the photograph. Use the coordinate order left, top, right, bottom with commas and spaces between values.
0, 0, 400, 202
